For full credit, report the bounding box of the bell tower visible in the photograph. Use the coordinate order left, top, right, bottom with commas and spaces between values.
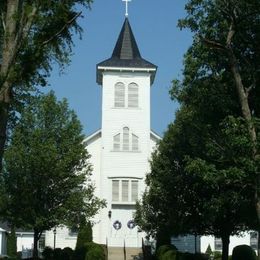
95, 18, 157, 247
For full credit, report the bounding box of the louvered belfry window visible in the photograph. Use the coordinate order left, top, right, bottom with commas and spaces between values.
123, 127, 129, 151
128, 83, 138, 108
113, 134, 120, 151
132, 134, 139, 151
114, 82, 125, 107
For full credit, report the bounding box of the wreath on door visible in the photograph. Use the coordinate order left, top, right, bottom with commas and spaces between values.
127, 220, 136, 229
113, 220, 122, 230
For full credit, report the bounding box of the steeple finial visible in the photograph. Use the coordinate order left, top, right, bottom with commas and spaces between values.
122, 0, 131, 17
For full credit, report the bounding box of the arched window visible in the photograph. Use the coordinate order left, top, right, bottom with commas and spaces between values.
114, 82, 125, 107
123, 127, 129, 151
113, 134, 120, 151
128, 83, 138, 108
132, 134, 139, 151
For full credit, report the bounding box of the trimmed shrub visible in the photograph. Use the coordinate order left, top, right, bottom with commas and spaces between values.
161, 249, 177, 260
232, 245, 256, 260
213, 251, 222, 260
53, 248, 63, 260
85, 243, 105, 260
42, 246, 54, 259
73, 245, 88, 260
205, 244, 213, 256
62, 247, 74, 260
76, 222, 93, 250
156, 244, 177, 260
177, 252, 194, 260
193, 253, 210, 260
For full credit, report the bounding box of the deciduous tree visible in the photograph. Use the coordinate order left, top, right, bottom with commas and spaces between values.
2, 92, 105, 258
0, 0, 93, 172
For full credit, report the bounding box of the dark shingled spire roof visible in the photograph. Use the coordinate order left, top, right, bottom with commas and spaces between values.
112, 18, 141, 60
97, 18, 157, 85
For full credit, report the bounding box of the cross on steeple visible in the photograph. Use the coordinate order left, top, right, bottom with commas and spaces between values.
122, 0, 131, 17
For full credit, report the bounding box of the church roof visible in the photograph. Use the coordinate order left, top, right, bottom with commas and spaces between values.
84, 129, 161, 145
97, 18, 157, 85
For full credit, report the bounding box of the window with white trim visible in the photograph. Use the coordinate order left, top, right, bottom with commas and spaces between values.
113, 134, 120, 151
250, 231, 258, 250
132, 134, 139, 151
114, 82, 125, 107
112, 180, 120, 202
114, 82, 139, 108
123, 127, 129, 151
131, 180, 138, 201
112, 179, 139, 203
128, 83, 138, 108
214, 237, 222, 251
113, 128, 139, 152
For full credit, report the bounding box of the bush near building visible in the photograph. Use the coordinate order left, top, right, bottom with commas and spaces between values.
156, 245, 209, 260
232, 245, 256, 260
41, 243, 106, 260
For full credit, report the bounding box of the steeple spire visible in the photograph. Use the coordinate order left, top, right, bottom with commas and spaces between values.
97, 18, 157, 85
112, 18, 141, 60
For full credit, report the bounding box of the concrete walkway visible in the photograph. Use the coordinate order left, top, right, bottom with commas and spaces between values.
108, 247, 143, 260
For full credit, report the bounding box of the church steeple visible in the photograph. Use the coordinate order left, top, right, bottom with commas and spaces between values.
97, 18, 157, 85
112, 18, 141, 60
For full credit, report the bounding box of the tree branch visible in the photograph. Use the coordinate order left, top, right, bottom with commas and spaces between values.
41, 11, 82, 46
199, 36, 227, 51
226, 20, 235, 47
1, 11, 5, 32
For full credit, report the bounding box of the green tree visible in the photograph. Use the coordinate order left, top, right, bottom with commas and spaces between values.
2, 92, 105, 258
177, 0, 260, 229
0, 0, 93, 172
136, 109, 256, 258
7, 226, 17, 258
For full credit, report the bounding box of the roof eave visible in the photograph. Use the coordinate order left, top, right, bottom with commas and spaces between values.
96, 65, 157, 85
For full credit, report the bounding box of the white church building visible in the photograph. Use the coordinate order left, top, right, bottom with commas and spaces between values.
1, 8, 257, 259
86, 17, 159, 248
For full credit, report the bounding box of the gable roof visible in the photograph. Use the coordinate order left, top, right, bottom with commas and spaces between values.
97, 18, 157, 85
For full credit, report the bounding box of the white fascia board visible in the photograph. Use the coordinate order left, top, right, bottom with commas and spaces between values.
97, 66, 156, 72
84, 129, 102, 143
150, 130, 162, 140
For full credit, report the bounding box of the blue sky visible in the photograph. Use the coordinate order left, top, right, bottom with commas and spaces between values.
47, 0, 192, 136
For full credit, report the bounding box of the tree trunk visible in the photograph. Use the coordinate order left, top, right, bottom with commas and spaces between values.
194, 233, 197, 253
228, 49, 260, 238
0, 0, 20, 171
257, 230, 260, 260
33, 229, 39, 259
0, 102, 9, 173
221, 234, 230, 260
156, 227, 171, 249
